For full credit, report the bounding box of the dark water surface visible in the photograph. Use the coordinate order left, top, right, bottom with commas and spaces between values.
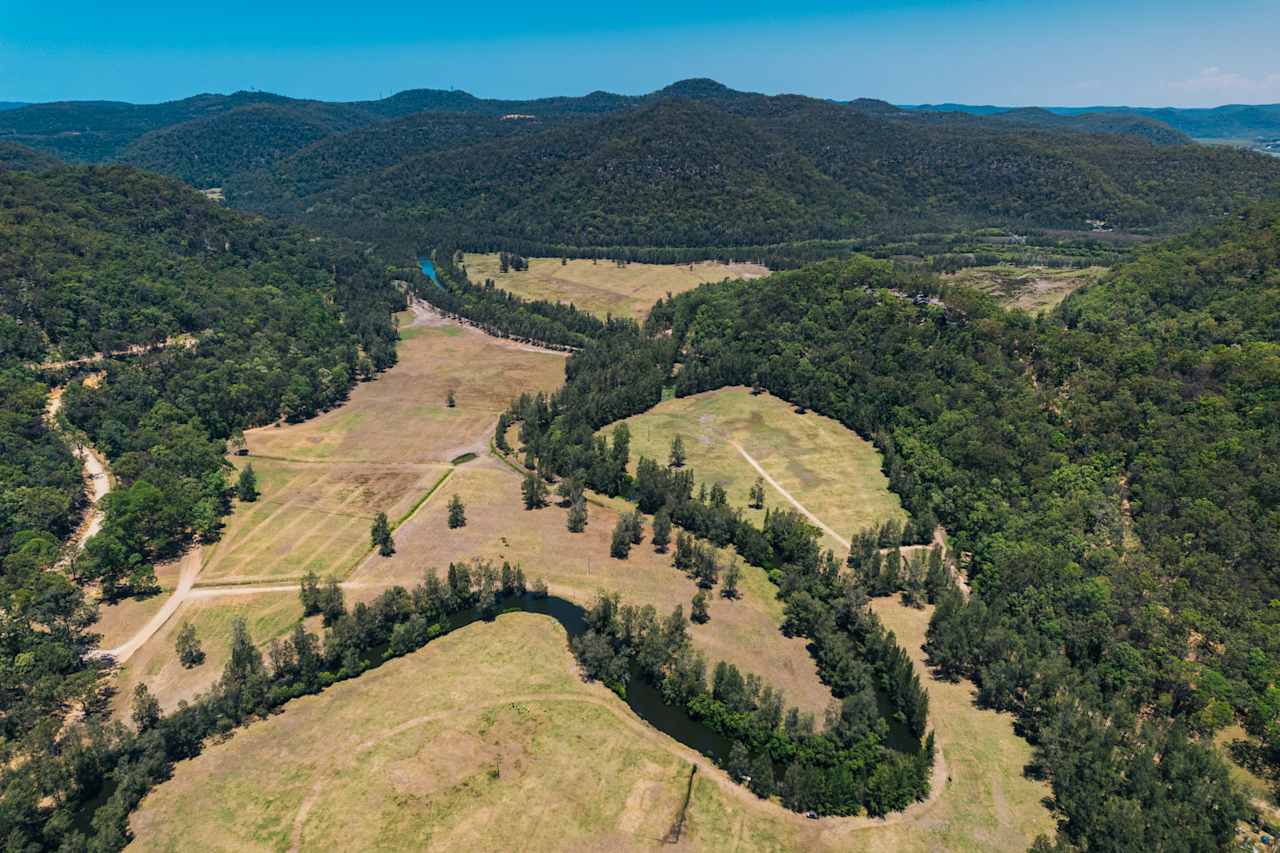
446, 594, 735, 762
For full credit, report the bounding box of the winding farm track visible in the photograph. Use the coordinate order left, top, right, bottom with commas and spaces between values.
45, 384, 113, 565
728, 439, 851, 549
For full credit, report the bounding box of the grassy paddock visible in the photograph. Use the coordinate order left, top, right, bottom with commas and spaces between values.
462, 253, 767, 322
609, 387, 906, 551
128, 606, 1055, 852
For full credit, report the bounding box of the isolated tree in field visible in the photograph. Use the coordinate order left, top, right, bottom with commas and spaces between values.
673, 530, 693, 570
532, 577, 549, 598
236, 464, 259, 502
522, 472, 548, 509
175, 621, 205, 667
749, 477, 765, 510
567, 497, 588, 532
694, 544, 719, 589
623, 510, 644, 545
721, 559, 741, 599
556, 475, 584, 507
691, 589, 710, 623
371, 511, 395, 556
610, 518, 632, 559
299, 570, 322, 615
669, 434, 686, 468
652, 509, 671, 552
448, 494, 467, 528
131, 683, 161, 733
446, 388, 456, 408
494, 413, 510, 452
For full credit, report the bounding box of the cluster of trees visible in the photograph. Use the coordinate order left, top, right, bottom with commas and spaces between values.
570, 592, 932, 815
496, 251, 528, 273
0, 558, 540, 850
420, 248, 607, 349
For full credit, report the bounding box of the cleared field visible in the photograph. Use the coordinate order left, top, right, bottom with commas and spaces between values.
111, 592, 305, 715
945, 265, 1106, 314
462, 253, 768, 322
202, 309, 565, 584
128, 606, 1054, 852
199, 458, 448, 584
245, 318, 566, 464
611, 387, 905, 552
349, 462, 832, 715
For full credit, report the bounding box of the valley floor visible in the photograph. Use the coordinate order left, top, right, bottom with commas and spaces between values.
106, 292, 1054, 850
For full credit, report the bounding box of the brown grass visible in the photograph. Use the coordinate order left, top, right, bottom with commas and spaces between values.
462, 254, 767, 322
350, 461, 833, 715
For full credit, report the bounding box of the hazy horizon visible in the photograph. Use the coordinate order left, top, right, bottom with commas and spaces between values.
3, 0, 1278, 109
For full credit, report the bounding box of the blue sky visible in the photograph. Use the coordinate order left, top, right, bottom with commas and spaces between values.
2, 0, 1278, 106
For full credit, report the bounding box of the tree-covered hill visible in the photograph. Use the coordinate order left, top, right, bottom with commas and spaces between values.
234, 91, 1280, 252
0, 140, 59, 171
115, 102, 379, 187
2, 160, 405, 591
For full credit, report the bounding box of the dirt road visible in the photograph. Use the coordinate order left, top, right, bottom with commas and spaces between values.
93, 547, 202, 663
46, 384, 113, 564
728, 439, 851, 549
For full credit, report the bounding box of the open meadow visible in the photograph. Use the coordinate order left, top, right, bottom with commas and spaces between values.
127, 607, 1054, 852
462, 253, 768, 322
610, 387, 906, 551
944, 265, 1106, 314
112, 312, 1053, 851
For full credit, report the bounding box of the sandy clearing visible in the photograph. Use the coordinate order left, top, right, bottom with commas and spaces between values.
93, 546, 202, 663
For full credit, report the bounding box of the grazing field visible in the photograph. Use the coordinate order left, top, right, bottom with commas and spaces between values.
462, 253, 768, 322
111, 592, 305, 715
127, 606, 1054, 852
198, 457, 448, 584
349, 462, 833, 715
245, 315, 566, 465
609, 387, 906, 551
203, 310, 566, 584
944, 265, 1107, 314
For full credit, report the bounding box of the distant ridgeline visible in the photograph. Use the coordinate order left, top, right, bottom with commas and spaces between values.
0, 164, 405, 850
6, 80, 1280, 261
509, 208, 1280, 851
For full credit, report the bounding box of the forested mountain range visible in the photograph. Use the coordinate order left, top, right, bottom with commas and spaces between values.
7, 80, 1280, 256
907, 101, 1280, 140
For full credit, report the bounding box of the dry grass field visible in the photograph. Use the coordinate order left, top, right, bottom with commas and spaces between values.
944, 265, 1106, 314
462, 253, 767, 322
349, 462, 833, 715
116, 309, 1054, 851
200, 310, 566, 585
127, 607, 1054, 852
111, 592, 306, 715
610, 387, 906, 552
